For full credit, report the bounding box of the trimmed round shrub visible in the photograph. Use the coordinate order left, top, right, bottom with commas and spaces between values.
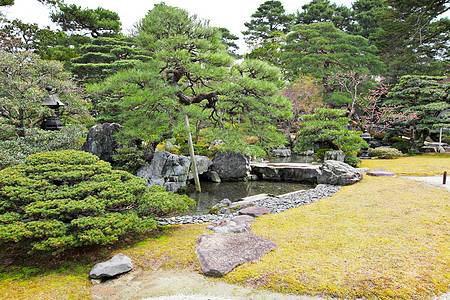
369, 147, 405, 159
0, 150, 195, 254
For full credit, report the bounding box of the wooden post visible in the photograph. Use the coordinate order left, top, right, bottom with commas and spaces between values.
184, 115, 201, 192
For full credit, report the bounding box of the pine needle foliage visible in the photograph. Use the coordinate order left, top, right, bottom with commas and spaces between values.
0, 150, 194, 254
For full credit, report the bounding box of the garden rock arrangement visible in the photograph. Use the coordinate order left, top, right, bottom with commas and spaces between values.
317, 160, 363, 185
136, 151, 212, 192
250, 161, 319, 182
211, 151, 251, 180
195, 233, 277, 276
89, 253, 133, 282
82, 123, 123, 162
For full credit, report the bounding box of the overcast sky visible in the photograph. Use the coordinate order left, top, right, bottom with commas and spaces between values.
2, 0, 449, 54
1, 0, 356, 53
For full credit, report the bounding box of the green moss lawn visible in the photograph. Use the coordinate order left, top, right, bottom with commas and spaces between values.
1, 154, 449, 299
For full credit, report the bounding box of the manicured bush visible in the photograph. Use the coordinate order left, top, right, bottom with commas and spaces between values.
112, 146, 146, 174
369, 147, 405, 159
344, 153, 362, 167
0, 150, 195, 254
0, 125, 86, 169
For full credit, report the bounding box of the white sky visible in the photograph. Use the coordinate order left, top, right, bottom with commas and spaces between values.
1, 0, 354, 53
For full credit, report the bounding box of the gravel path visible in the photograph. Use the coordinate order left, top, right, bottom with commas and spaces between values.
402, 175, 450, 192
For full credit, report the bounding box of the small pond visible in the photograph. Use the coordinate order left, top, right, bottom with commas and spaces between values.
183, 155, 315, 215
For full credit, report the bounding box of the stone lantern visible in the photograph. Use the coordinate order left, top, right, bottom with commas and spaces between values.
360, 130, 372, 159
41, 86, 66, 131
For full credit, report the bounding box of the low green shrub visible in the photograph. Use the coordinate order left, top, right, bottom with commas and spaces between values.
112, 146, 146, 174
0, 150, 195, 254
369, 147, 405, 159
0, 125, 86, 169
178, 144, 215, 158
391, 141, 410, 154
344, 153, 362, 167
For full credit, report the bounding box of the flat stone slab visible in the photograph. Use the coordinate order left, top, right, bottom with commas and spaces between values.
206, 220, 252, 233
195, 233, 277, 276
367, 169, 396, 177
250, 162, 320, 182
238, 206, 271, 217
240, 194, 269, 202
231, 215, 257, 224
89, 253, 133, 279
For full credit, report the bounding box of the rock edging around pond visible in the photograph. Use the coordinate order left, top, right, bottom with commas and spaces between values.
156, 184, 340, 226
135, 149, 363, 193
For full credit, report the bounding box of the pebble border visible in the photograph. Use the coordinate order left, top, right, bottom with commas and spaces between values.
156, 184, 341, 226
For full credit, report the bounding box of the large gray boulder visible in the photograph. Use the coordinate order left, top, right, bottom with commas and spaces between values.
82, 123, 123, 162
195, 233, 277, 276
211, 151, 251, 180
136, 151, 212, 192
316, 160, 363, 186
250, 162, 320, 183
89, 253, 133, 279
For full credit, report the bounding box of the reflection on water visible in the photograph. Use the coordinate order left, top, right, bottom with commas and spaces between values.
184, 180, 314, 215
182, 154, 316, 215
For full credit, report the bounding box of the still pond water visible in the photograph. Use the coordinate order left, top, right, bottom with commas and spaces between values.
183, 155, 315, 215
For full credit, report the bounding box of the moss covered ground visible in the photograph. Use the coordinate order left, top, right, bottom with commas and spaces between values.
0, 154, 449, 299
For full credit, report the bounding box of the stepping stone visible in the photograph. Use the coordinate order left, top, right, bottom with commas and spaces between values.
206, 220, 252, 233
366, 169, 396, 177
231, 215, 257, 224
195, 233, 277, 276
238, 206, 271, 217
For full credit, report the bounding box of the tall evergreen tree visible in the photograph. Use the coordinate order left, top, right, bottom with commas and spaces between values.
242, 0, 293, 47
218, 27, 241, 58
373, 0, 450, 81
295, 0, 354, 32
70, 36, 152, 84
50, 3, 121, 38
351, 0, 388, 39
282, 22, 384, 85
89, 4, 292, 156
387, 75, 450, 149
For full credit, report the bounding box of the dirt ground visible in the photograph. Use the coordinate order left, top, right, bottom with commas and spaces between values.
90, 267, 327, 300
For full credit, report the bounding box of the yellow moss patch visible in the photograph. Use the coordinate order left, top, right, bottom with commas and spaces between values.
0, 267, 91, 299
360, 153, 450, 176
225, 176, 450, 299
121, 224, 207, 271
1, 155, 449, 299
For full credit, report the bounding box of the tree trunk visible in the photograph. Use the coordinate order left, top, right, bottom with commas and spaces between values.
17, 108, 25, 137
